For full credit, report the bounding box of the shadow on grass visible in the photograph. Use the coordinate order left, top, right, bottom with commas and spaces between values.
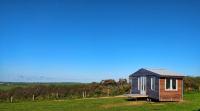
193, 109, 200, 111
126, 97, 148, 101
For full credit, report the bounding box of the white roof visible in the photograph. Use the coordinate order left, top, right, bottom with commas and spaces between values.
144, 68, 184, 76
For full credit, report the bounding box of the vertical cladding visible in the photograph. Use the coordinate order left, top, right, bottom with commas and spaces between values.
131, 77, 140, 94
146, 76, 159, 100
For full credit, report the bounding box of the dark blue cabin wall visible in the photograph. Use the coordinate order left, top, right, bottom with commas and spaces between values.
146, 76, 159, 100
129, 68, 160, 100
131, 77, 140, 94
130, 75, 159, 100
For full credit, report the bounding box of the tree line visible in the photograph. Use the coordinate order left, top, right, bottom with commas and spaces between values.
0, 79, 130, 102
184, 76, 200, 92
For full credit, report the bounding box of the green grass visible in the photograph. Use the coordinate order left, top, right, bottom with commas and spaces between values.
0, 93, 200, 111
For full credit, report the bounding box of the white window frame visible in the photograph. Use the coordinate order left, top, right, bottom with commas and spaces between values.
165, 78, 178, 91
151, 77, 155, 91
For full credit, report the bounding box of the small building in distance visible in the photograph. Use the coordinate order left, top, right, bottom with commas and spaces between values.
129, 68, 184, 101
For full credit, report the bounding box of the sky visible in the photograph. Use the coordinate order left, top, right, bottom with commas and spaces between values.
0, 0, 200, 82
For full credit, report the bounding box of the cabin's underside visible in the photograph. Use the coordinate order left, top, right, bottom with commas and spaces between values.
124, 94, 148, 101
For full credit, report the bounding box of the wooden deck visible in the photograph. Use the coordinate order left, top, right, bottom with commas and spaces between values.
124, 94, 148, 101
124, 94, 148, 98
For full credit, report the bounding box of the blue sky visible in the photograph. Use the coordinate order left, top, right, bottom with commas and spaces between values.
0, 0, 200, 82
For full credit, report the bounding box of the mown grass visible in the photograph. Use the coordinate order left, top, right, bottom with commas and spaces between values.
0, 93, 200, 111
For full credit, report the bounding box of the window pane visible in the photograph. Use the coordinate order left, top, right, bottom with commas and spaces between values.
151, 78, 152, 90
138, 77, 140, 90
172, 79, 176, 89
153, 77, 155, 90
144, 77, 146, 90
166, 78, 170, 89
151, 77, 155, 90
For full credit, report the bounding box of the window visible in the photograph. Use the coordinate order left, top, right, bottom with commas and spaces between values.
138, 77, 140, 90
166, 78, 171, 89
165, 78, 177, 90
151, 77, 155, 91
172, 78, 176, 89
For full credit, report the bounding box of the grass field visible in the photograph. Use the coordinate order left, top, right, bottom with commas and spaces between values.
0, 93, 200, 111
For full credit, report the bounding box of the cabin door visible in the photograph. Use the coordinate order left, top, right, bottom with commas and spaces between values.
140, 76, 146, 95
